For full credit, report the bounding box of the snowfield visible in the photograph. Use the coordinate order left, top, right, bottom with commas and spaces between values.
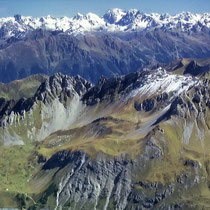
130, 68, 199, 98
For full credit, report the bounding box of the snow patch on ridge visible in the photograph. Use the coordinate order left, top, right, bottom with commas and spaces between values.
130, 68, 199, 98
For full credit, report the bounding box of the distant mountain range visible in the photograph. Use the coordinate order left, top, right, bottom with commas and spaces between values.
0, 9, 209, 38
0, 9, 208, 83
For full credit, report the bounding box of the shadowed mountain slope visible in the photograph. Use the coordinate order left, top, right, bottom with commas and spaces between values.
0, 29, 209, 83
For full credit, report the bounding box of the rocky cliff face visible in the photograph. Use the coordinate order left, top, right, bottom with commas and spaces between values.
0, 73, 92, 145
40, 147, 203, 210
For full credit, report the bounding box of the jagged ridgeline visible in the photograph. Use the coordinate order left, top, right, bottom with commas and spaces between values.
0, 59, 210, 209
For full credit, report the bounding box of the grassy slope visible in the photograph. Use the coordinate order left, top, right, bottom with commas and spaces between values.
0, 142, 40, 208
0, 74, 48, 100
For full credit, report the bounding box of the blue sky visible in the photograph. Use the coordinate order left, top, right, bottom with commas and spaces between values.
0, 0, 209, 17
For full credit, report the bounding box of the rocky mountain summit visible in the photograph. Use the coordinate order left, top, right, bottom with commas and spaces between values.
0, 73, 92, 144
0, 62, 210, 209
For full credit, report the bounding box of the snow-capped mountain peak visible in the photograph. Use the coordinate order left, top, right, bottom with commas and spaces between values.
73, 13, 84, 20
103, 8, 126, 24
0, 9, 209, 39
